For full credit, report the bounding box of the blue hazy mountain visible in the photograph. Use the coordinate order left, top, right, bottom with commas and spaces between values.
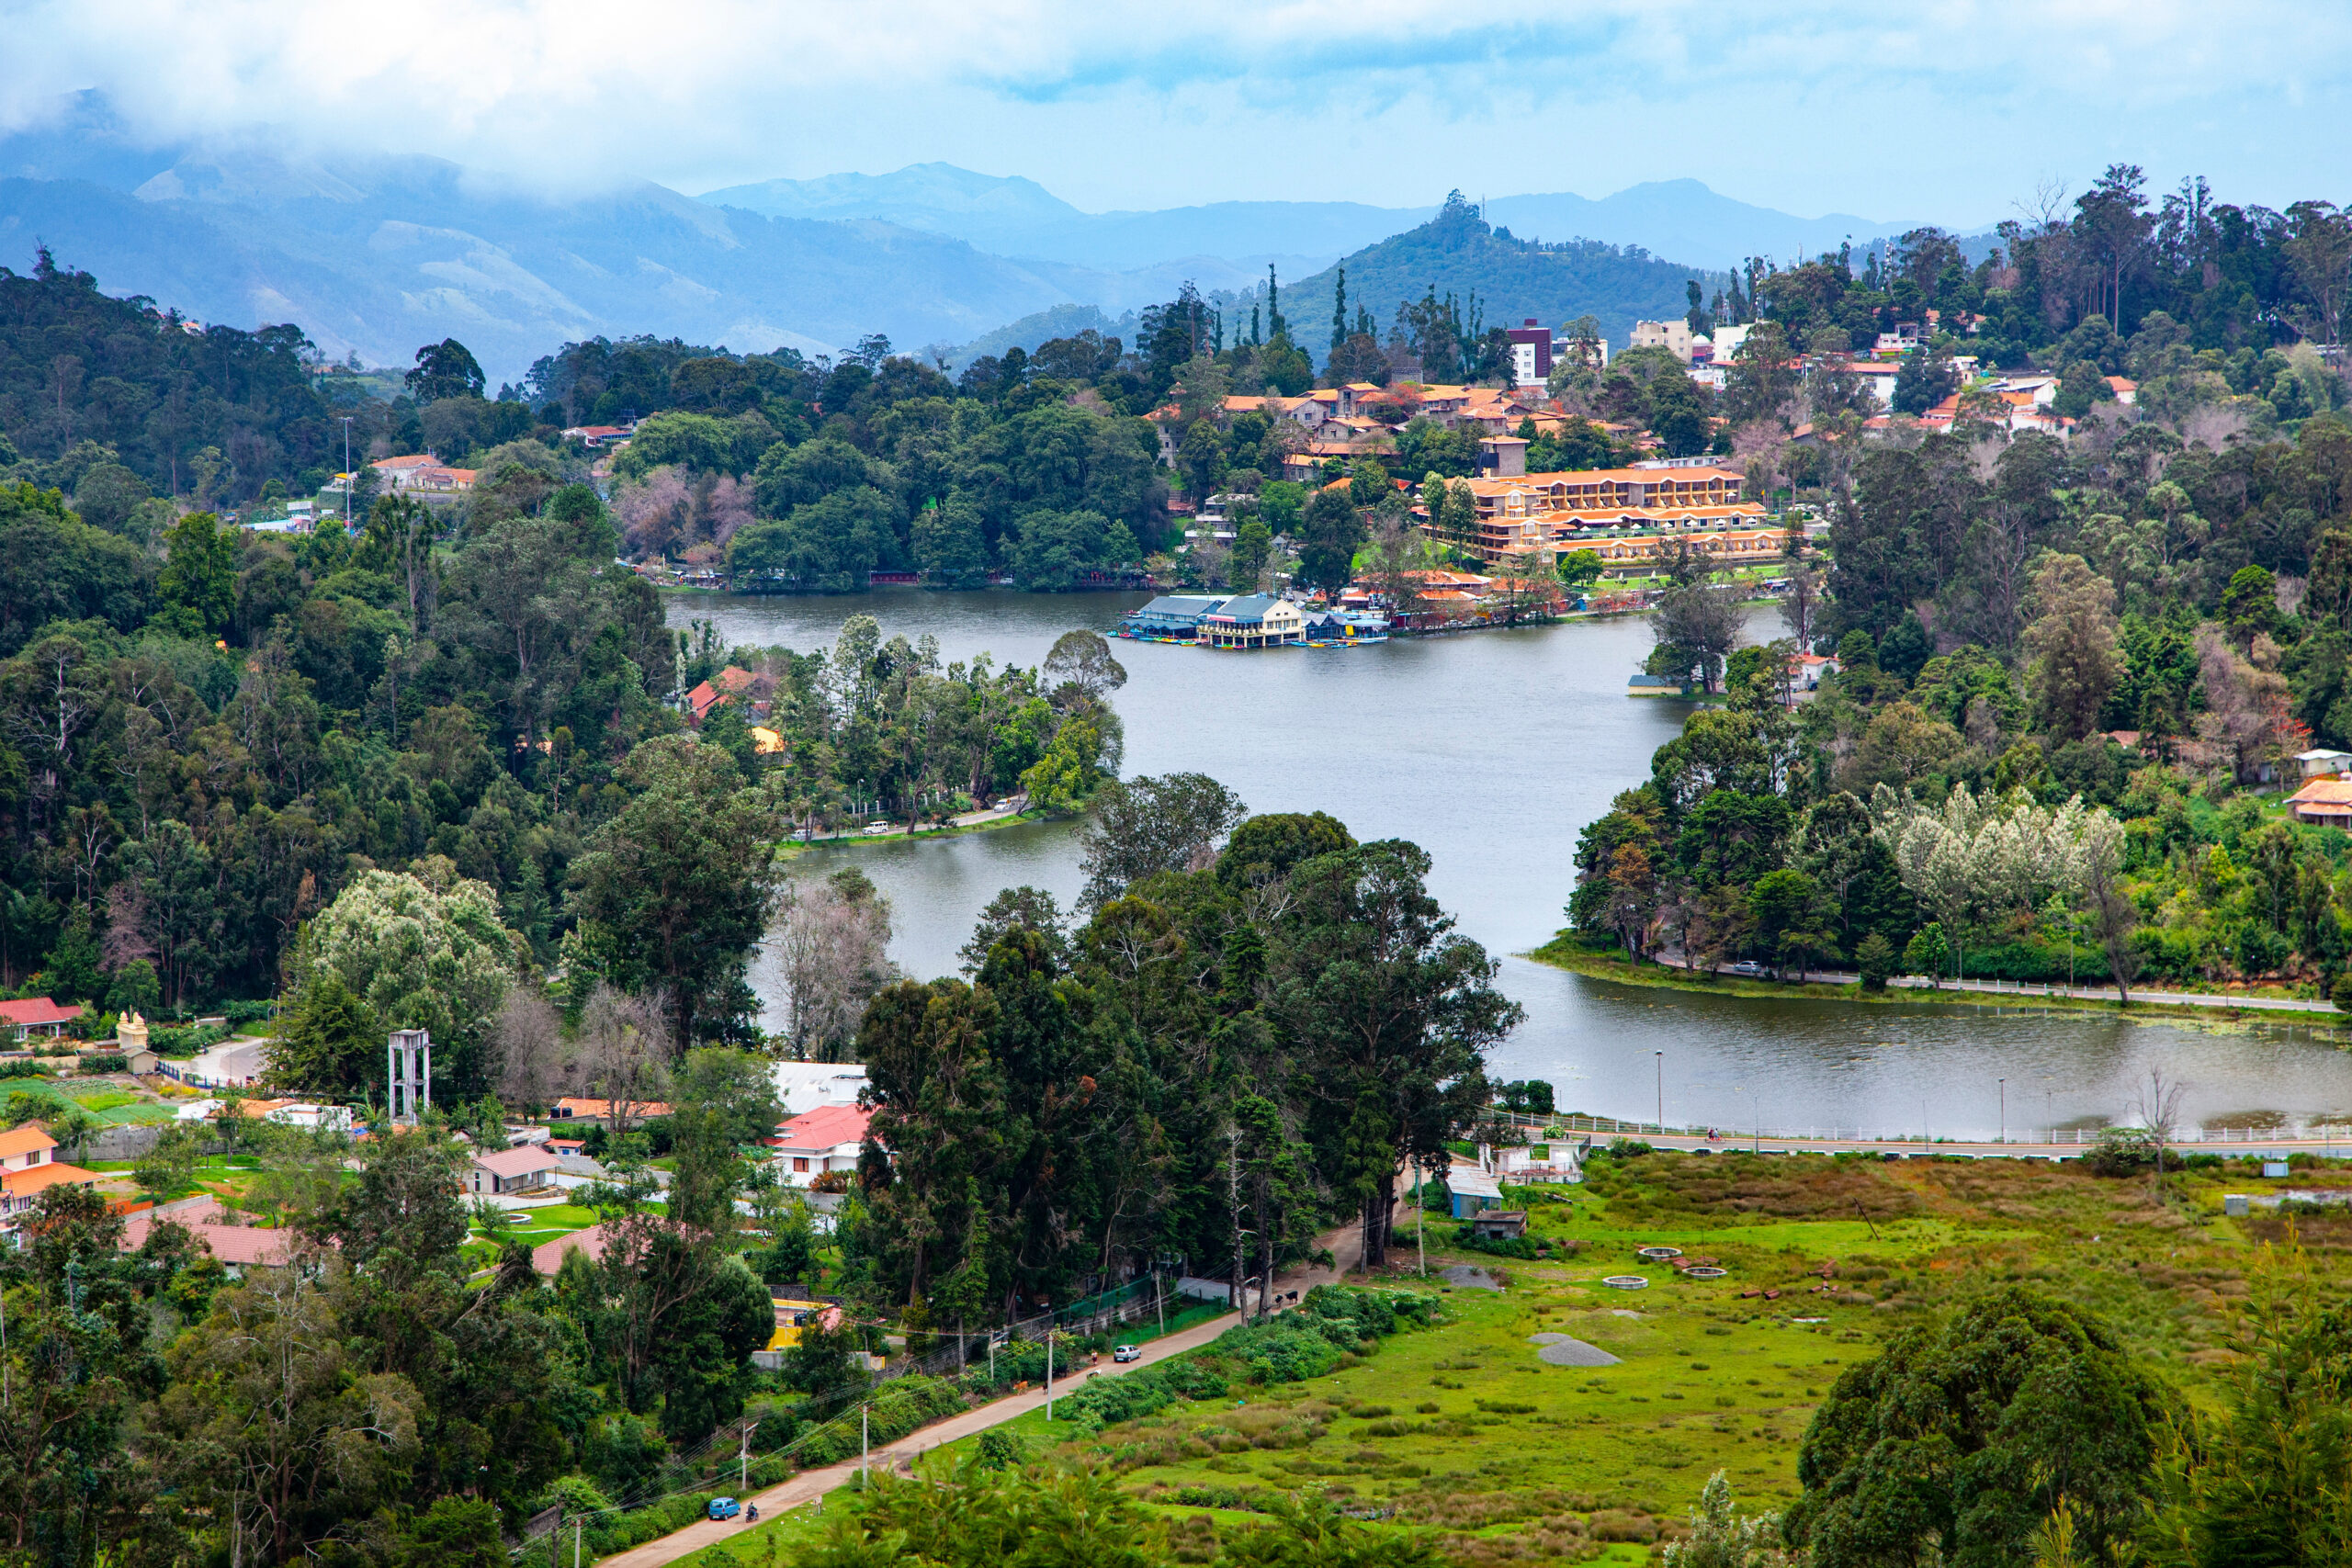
0, 96, 1934, 383
703, 164, 1928, 273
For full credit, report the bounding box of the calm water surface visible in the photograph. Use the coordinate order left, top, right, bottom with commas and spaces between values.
672, 588, 2352, 1138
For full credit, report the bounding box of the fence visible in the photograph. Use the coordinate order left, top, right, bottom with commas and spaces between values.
1476, 1108, 2352, 1154
855, 1275, 1187, 1384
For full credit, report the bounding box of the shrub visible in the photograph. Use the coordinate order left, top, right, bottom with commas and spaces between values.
79, 1054, 129, 1074
2086, 1125, 2164, 1177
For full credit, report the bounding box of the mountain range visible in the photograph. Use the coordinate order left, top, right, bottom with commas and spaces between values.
706, 162, 1928, 276
0, 94, 1941, 385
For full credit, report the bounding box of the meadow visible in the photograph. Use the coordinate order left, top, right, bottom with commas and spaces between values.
674, 1142, 2346, 1566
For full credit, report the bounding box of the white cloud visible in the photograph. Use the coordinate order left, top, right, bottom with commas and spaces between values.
1, 0, 2346, 214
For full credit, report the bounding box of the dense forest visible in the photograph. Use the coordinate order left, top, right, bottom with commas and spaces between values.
1567, 413, 2352, 994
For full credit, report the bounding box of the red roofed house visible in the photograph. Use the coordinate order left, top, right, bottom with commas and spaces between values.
532, 1222, 618, 1276
118, 1195, 296, 1269
767, 1103, 872, 1188
469, 1145, 561, 1197
0, 998, 82, 1042
684, 666, 763, 725
0, 1124, 101, 1233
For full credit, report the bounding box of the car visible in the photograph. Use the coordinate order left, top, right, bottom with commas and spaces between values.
707, 1498, 741, 1521
1725, 961, 1768, 978
1113, 1344, 1141, 1363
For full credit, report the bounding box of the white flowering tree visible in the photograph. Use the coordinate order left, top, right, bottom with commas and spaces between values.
300, 859, 524, 1055
1869, 782, 2107, 984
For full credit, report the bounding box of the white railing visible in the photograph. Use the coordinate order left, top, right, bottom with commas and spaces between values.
1485, 1108, 2352, 1153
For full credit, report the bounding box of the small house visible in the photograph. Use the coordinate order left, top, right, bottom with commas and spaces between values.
766, 1103, 872, 1187
1448, 1165, 1503, 1219
0, 1125, 99, 1231
0, 998, 82, 1043
548, 1096, 672, 1127
2296, 749, 2352, 780
1467, 1211, 1528, 1241
118, 1195, 294, 1270
2289, 778, 2352, 828
469, 1145, 560, 1197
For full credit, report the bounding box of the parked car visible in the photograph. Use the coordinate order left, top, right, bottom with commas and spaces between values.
1113, 1344, 1141, 1363
707, 1498, 741, 1521
1725, 961, 1768, 978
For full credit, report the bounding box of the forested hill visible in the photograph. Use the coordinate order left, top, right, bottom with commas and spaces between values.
1285, 195, 1727, 359
0, 250, 339, 497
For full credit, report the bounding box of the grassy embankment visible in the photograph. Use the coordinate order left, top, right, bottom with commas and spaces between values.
1526, 933, 2352, 1025
774, 806, 1054, 862
676, 1147, 2335, 1565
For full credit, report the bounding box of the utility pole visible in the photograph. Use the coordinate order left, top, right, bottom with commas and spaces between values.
861, 1405, 868, 1480
740, 1423, 751, 1491
1046, 1331, 1055, 1420
1999, 1078, 2007, 1145
340, 416, 354, 528
1417, 1156, 1427, 1277
1656, 1052, 1664, 1134
572, 1520, 581, 1568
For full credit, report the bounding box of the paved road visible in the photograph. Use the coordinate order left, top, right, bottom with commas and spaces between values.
597, 1201, 1392, 1568
1617, 1130, 2352, 1161
1651, 952, 2343, 1014
596, 1308, 1239, 1568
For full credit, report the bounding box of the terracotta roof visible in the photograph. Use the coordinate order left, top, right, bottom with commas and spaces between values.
475, 1145, 560, 1179
119, 1195, 296, 1266
2289, 780, 2352, 807
1, 1161, 99, 1199
371, 454, 436, 469
0, 998, 81, 1028
0, 1125, 57, 1161
531, 1222, 644, 1276
771, 1102, 871, 1152
551, 1096, 672, 1121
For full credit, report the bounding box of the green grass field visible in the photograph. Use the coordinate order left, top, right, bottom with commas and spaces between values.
666, 1145, 2352, 1566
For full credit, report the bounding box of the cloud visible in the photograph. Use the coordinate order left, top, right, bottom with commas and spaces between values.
2, 0, 2346, 215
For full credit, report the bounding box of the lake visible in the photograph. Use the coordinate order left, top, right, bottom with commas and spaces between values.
670, 587, 2352, 1139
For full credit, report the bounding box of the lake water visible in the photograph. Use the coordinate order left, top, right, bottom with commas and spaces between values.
670, 588, 2352, 1139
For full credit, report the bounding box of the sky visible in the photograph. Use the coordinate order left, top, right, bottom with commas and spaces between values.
2, 0, 2347, 221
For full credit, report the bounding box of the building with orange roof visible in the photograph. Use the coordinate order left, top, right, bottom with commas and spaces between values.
685, 665, 764, 725
2288, 778, 2352, 829
549, 1095, 673, 1127
0, 1124, 100, 1231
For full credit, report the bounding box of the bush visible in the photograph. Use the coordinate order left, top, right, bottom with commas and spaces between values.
149, 1023, 227, 1058
79, 1054, 129, 1074
2086, 1125, 2165, 1177
0, 1062, 49, 1080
